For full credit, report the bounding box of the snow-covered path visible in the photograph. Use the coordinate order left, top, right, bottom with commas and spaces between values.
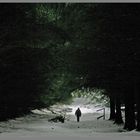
0, 98, 140, 140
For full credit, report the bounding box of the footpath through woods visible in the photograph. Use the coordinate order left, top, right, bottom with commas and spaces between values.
0, 98, 140, 140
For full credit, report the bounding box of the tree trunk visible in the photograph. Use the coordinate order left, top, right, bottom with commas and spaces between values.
136, 80, 140, 131
136, 100, 140, 131
124, 93, 136, 131
109, 95, 116, 120
114, 96, 123, 124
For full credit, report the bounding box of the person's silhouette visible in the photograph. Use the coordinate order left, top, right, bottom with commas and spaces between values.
75, 108, 82, 122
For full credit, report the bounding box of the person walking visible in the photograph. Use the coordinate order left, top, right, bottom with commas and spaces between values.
75, 107, 82, 122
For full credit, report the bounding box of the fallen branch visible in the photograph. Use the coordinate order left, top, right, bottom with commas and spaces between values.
48, 115, 65, 123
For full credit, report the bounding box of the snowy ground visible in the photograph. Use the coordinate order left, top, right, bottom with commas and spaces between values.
0, 97, 140, 140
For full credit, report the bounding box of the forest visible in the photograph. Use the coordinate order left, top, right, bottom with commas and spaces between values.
0, 3, 140, 131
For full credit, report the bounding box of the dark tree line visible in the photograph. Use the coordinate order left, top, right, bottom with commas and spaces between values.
0, 3, 73, 120
58, 3, 140, 131
0, 3, 140, 131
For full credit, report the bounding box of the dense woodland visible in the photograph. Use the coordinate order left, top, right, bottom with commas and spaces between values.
0, 3, 140, 131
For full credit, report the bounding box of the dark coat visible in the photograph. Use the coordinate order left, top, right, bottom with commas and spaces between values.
75, 108, 82, 117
